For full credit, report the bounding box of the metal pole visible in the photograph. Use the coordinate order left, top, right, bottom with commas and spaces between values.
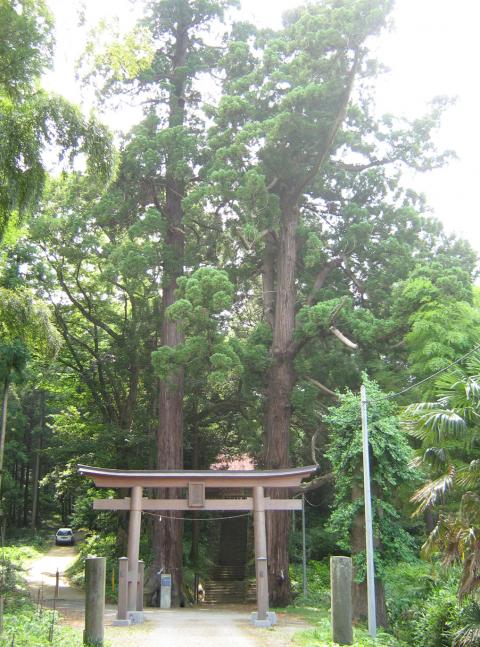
301, 495, 307, 597
360, 384, 376, 639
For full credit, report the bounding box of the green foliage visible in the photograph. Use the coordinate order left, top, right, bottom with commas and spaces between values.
0, 535, 82, 646
325, 377, 417, 580
405, 353, 480, 597
384, 560, 444, 643
0, 601, 83, 646
152, 267, 241, 391
393, 262, 480, 384
0, 287, 62, 357
292, 617, 398, 647
290, 559, 330, 607
410, 584, 458, 647
0, 0, 115, 240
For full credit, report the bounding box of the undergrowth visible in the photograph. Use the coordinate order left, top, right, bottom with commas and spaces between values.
0, 536, 83, 646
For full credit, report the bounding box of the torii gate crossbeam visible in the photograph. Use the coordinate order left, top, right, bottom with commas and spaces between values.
79, 464, 318, 628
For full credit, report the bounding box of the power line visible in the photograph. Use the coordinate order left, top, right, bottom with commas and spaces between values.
383, 343, 480, 400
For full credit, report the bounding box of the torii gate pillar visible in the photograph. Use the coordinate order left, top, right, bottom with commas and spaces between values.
127, 486, 143, 617
252, 485, 277, 627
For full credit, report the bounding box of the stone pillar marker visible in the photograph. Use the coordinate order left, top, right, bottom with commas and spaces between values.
113, 557, 130, 626
84, 556, 106, 647
127, 485, 143, 622
251, 485, 277, 627
330, 556, 353, 645
137, 560, 144, 612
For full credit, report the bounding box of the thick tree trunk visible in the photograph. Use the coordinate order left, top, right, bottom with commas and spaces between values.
262, 232, 276, 328
189, 416, 200, 566
155, 214, 185, 606
264, 205, 298, 606
152, 23, 188, 607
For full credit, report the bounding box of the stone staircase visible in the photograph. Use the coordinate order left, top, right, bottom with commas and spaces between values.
204, 514, 256, 605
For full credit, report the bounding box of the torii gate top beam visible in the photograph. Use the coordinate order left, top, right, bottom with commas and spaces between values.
78, 464, 318, 489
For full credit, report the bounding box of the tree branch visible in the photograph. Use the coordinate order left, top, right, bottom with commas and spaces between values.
307, 377, 339, 400
293, 48, 361, 199
55, 267, 122, 343
341, 255, 365, 294
329, 326, 358, 349
335, 158, 392, 173
292, 472, 333, 495
307, 258, 342, 305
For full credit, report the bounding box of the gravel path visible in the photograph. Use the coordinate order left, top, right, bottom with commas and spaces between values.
26, 546, 311, 646
104, 607, 309, 647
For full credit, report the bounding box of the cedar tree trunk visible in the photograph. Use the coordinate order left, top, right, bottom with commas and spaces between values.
264, 204, 299, 606
153, 21, 188, 607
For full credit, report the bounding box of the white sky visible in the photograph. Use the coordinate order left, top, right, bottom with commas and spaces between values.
44, 0, 480, 253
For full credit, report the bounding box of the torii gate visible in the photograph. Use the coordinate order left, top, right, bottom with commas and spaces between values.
78, 464, 318, 627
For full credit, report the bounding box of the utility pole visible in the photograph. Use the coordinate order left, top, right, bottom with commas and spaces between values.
301, 495, 307, 597
360, 384, 376, 639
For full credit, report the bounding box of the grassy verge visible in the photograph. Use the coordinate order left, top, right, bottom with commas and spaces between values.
284, 605, 402, 647
2, 533, 49, 565
0, 534, 85, 646
0, 601, 84, 647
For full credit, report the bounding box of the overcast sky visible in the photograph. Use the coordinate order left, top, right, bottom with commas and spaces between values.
44, 0, 480, 253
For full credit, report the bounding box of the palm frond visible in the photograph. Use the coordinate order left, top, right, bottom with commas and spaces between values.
411, 464, 456, 515
459, 538, 480, 598
457, 461, 480, 489
453, 601, 480, 647
404, 402, 467, 442
422, 514, 461, 562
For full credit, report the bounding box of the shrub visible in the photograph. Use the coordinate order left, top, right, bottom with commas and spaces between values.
411, 585, 458, 647
290, 559, 330, 607
384, 560, 437, 640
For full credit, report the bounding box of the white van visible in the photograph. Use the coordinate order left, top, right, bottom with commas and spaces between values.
55, 528, 75, 546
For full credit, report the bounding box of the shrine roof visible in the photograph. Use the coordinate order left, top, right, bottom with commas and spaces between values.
78, 464, 319, 488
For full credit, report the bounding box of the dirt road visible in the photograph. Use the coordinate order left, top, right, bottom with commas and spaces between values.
26, 547, 310, 646
26, 544, 86, 619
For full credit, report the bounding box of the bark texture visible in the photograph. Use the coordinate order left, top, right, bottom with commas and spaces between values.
264, 205, 299, 605
153, 19, 188, 607
262, 51, 360, 605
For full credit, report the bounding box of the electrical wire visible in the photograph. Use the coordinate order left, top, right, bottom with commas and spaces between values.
377, 343, 480, 401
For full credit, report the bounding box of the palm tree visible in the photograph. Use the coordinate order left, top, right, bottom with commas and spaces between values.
404, 351, 480, 597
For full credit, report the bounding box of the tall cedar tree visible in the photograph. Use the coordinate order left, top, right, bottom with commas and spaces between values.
207, 0, 452, 604
84, 0, 237, 602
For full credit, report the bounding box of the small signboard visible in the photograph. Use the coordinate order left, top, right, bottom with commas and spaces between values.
160, 573, 172, 609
